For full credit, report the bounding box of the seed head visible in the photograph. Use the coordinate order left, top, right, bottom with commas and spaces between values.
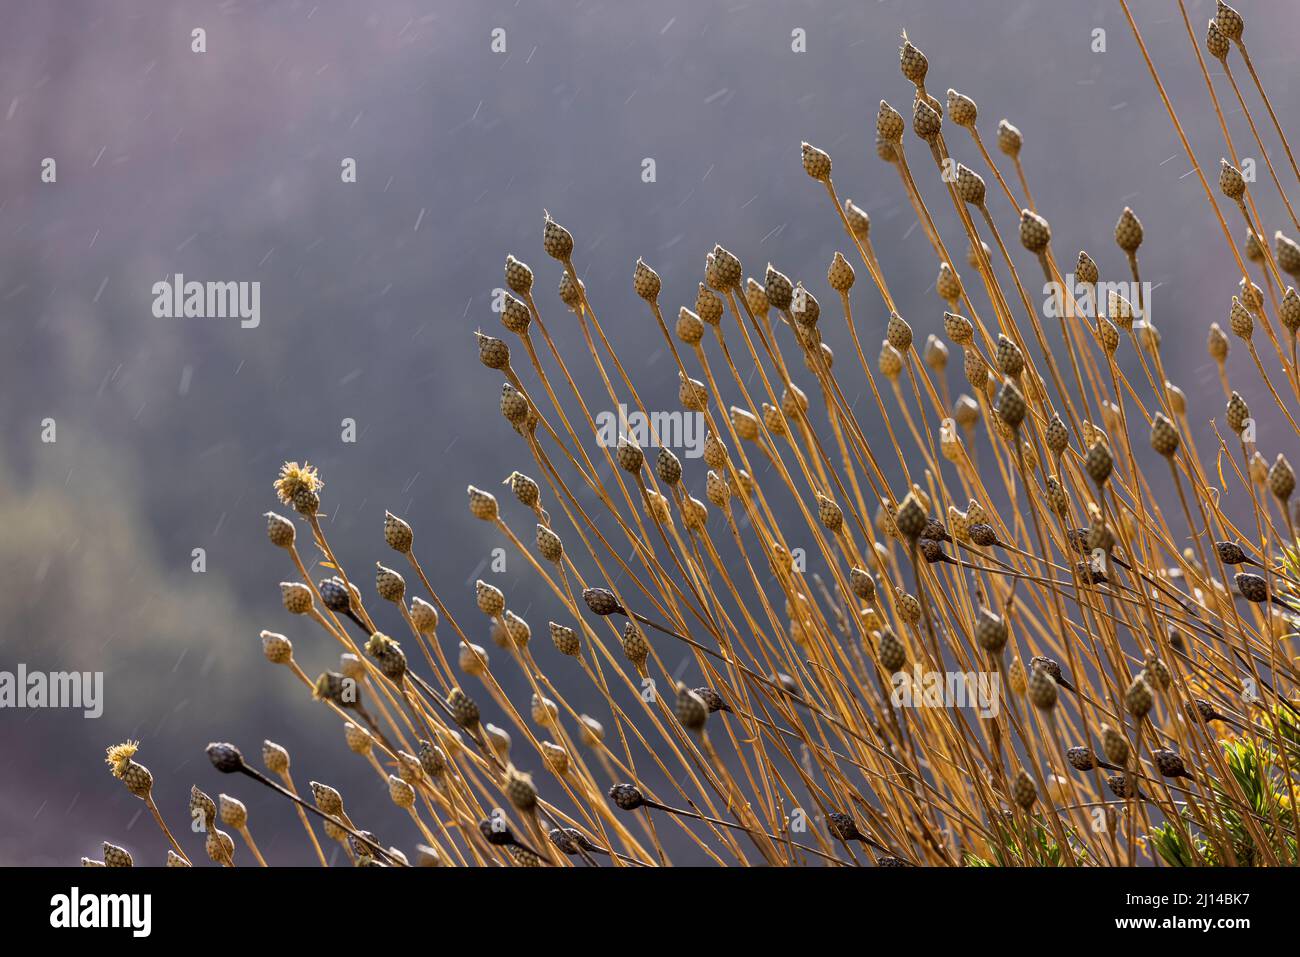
1101, 724, 1129, 766
500, 292, 531, 335
1019, 209, 1050, 254
504, 254, 533, 295
801, 141, 832, 181
995, 378, 1027, 430
1149, 413, 1180, 458
549, 621, 581, 657
924, 334, 949, 373
876, 100, 905, 142
1236, 571, 1268, 603
764, 263, 794, 312
886, 313, 913, 352
446, 686, 481, 730
1114, 207, 1143, 253
679, 372, 709, 412
974, 607, 1007, 653
265, 511, 295, 549
843, 199, 871, 238
946, 88, 977, 126
274, 461, 322, 516
899, 37, 928, 84
1215, 1, 1244, 41
880, 340, 904, 380
633, 258, 661, 302
1154, 749, 1189, 779
476, 579, 505, 617
542, 212, 574, 260
968, 239, 991, 270
675, 683, 709, 732
584, 586, 624, 616
374, 563, 405, 604
1011, 770, 1036, 809
912, 97, 942, 142
954, 164, 985, 206
218, 793, 247, 829
103, 842, 134, 868
619, 621, 650, 670
817, 494, 843, 532
477, 332, 510, 369
262, 740, 289, 774
1225, 391, 1250, 433
1219, 159, 1245, 201
1085, 440, 1113, 486
1124, 674, 1154, 718
997, 119, 1023, 157
944, 311, 974, 345
1076, 250, 1099, 286
877, 628, 906, 671
1027, 668, 1058, 710
1268, 454, 1295, 500
827, 252, 855, 292
1229, 296, 1254, 339
1206, 18, 1230, 59
558, 269, 584, 309
1207, 323, 1230, 363
467, 485, 499, 521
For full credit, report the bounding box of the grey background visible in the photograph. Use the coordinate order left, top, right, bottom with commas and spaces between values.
0, 0, 1295, 864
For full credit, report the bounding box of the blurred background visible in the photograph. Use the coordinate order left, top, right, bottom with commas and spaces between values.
0, 0, 1295, 865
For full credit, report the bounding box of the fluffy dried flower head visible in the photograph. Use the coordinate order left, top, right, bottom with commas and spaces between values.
274, 461, 322, 516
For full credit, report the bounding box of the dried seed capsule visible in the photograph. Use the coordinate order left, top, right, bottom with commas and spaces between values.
549, 621, 580, 657
1274, 232, 1300, 277
995, 379, 1027, 430
954, 393, 980, 429
968, 239, 991, 270
344, 722, 372, 755
954, 164, 986, 206
1150, 413, 1180, 458
1114, 207, 1144, 253
705, 469, 731, 508
895, 493, 927, 542
278, 581, 311, 615
205, 829, 234, 866
827, 251, 855, 292
504, 254, 533, 295
656, 447, 682, 485
678, 373, 709, 411
1225, 391, 1250, 433
844, 199, 871, 238
1215, 0, 1244, 41
1146, 654, 1171, 690
476, 579, 505, 617
877, 628, 906, 671
621, 621, 650, 669
886, 312, 913, 351
1027, 668, 1058, 710
1044, 475, 1069, 516
1219, 159, 1246, 201
944, 311, 974, 345
536, 524, 564, 563
1268, 454, 1295, 500
946, 88, 977, 126
801, 141, 832, 181
997, 119, 1023, 157
503, 764, 538, 812
1153, 749, 1190, 779
913, 96, 942, 142
467, 485, 499, 521
936, 262, 962, 303
477, 332, 510, 371
897, 593, 921, 624
375, 563, 405, 603
218, 793, 248, 829
876, 100, 905, 142
974, 607, 1008, 653
262, 741, 289, 774
608, 783, 646, 811
410, 597, 439, 635
1011, 770, 1037, 809
459, 641, 489, 676
1236, 572, 1268, 603
1229, 296, 1253, 339
1019, 209, 1050, 254
995, 334, 1024, 377
675, 683, 709, 732
447, 686, 481, 730
1205, 17, 1230, 59
1076, 250, 1099, 287
1085, 440, 1113, 486
1207, 323, 1230, 363
1124, 674, 1154, 718
265, 512, 295, 549
712, 245, 742, 288
879, 340, 903, 380
765, 264, 794, 311
924, 334, 949, 373
633, 258, 661, 302
817, 494, 843, 532
1101, 724, 1129, 766
542, 213, 574, 260
261, 630, 293, 665
850, 566, 877, 601
616, 439, 644, 474
695, 283, 724, 325
899, 38, 928, 84
969, 523, 999, 547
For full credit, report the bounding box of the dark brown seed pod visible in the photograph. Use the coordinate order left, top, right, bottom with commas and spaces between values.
692, 687, 730, 714
608, 783, 647, 811
1235, 572, 1268, 603
583, 587, 624, 617
1153, 749, 1191, 779
1027, 667, 1058, 710
974, 607, 1008, 654
1216, 541, 1248, 565
969, 523, 999, 547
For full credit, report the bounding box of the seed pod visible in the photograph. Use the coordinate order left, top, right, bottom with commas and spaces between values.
542, 212, 574, 260
261, 630, 293, 665
1106, 774, 1142, 800
218, 793, 248, 829
1075, 250, 1099, 287
1150, 413, 1180, 458
1114, 207, 1143, 253
1085, 440, 1113, 486
913, 96, 942, 142
994, 334, 1024, 378
365, 632, 407, 681
407, 597, 439, 637
878, 340, 903, 380
954, 394, 980, 431
886, 313, 913, 352
997, 119, 1023, 157
459, 641, 489, 676
1124, 674, 1154, 718
1153, 749, 1190, 779
205, 829, 235, 866
974, 607, 1008, 653
1067, 747, 1099, 772
849, 567, 877, 601
924, 334, 949, 373
536, 524, 564, 563
1215, 0, 1244, 41
712, 245, 742, 289
893, 493, 926, 542
1145, 654, 1171, 691
877, 628, 906, 671
616, 439, 644, 474
655, 448, 682, 486
1206, 17, 1230, 59
954, 164, 986, 206
817, 494, 843, 532
1100, 724, 1129, 766
343, 721, 372, 755
1008, 657, 1027, 695
501, 610, 531, 648
843, 199, 871, 239
1249, 450, 1269, 485
583, 587, 623, 616
1229, 296, 1254, 340
446, 686, 481, 730
1044, 475, 1069, 516
621, 621, 650, 669
476, 579, 505, 617
1027, 668, 1058, 710
265, 511, 295, 549
801, 141, 832, 181
467, 485, 499, 521
897, 593, 921, 624
675, 683, 709, 732
632, 258, 662, 302
678, 373, 709, 412
1011, 770, 1037, 809
549, 621, 580, 657
1269, 454, 1296, 500
1207, 323, 1231, 363
946, 88, 977, 126
375, 563, 405, 603
1236, 572, 1268, 603
608, 783, 646, 811
705, 469, 731, 508
1225, 391, 1250, 433
827, 251, 855, 292
1219, 159, 1246, 201
1019, 209, 1050, 254
477, 332, 510, 370
764, 264, 794, 311
969, 523, 999, 547
876, 100, 905, 142
943, 311, 974, 345
995, 379, 1027, 430
502, 764, 538, 813
782, 384, 809, 418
